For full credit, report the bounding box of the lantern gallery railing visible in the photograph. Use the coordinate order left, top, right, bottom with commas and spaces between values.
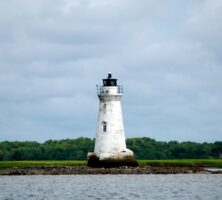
96, 85, 123, 95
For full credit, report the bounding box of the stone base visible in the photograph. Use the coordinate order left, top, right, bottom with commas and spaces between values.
87, 152, 138, 168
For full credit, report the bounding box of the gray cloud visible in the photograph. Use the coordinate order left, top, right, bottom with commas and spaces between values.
0, 0, 221, 142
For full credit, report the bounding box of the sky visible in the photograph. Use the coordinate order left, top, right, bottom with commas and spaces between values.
0, 0, 222, 142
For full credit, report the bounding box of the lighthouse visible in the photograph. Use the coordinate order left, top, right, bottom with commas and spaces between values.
87, 73, 138, 167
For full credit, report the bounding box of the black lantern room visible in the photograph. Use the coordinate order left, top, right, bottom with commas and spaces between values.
103, 73, 117, 86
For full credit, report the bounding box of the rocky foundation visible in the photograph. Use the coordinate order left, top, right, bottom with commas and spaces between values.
87, 153, 138, 168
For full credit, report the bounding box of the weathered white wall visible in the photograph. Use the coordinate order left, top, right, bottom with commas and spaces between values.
94, 86, 133, 160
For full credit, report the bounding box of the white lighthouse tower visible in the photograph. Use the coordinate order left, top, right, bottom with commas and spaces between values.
88, 73, 137, 167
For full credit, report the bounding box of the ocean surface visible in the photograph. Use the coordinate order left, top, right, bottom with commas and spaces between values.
0, 174, 221, 200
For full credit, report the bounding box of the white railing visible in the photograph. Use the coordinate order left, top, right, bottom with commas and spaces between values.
96, 85, 123, 95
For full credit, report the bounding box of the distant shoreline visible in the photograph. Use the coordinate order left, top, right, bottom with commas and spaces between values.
1, 165, 222, 175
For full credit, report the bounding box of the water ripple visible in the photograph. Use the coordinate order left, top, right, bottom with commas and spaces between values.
0, 174, 221, 200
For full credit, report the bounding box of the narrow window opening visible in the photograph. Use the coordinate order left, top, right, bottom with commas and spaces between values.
102, 121, 107, 132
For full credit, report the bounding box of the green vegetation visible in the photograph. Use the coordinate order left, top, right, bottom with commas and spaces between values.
127, 137, 222, 159
0, 160, 86, 168
0, 137, 94, 161
0, 137, 221, 161
0, 159, 221, 168
138, 159, 222, 168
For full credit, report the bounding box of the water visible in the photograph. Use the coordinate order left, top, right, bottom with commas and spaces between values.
0, 175, 221, 200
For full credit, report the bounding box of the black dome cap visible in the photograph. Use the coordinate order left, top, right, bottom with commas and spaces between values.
102, 72, 117, 86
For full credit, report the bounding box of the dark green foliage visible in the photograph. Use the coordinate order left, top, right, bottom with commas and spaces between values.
0, 137, 221, 161
126, 138, 222, 160
0, 137, 95, 161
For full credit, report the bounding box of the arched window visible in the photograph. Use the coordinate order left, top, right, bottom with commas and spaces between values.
102, 121, 107, 132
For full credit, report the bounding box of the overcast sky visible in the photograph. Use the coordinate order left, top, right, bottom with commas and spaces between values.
0, 0, 222, 142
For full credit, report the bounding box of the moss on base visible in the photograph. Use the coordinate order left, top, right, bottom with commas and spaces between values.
87, 153, 138, 168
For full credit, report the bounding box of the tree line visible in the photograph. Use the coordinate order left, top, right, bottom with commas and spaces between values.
0, 137, 221, 161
